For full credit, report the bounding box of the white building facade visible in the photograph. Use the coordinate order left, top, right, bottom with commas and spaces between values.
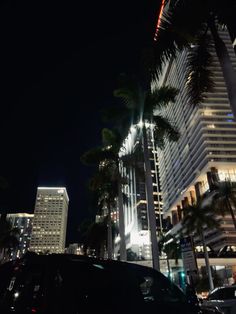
156, 28, 236, 251
30, 187, 69, 254
115, 127, 166, 260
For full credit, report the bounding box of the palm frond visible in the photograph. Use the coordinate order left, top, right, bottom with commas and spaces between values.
80, 147, 116, 165
152, 0, 207, 80
182, 201, 221, 237
102, 128, 122, 153
186, 34, 214, 106
101, 105, 130, 124
213, 0, 236, 26
153, 115, 179, 149
114, 87, 142, 111
145, 86, 178, 114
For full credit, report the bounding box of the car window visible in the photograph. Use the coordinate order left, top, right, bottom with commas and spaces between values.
128, 265, 186, 305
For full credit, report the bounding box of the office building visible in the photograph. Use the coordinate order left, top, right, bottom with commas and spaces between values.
30, 187, 69, 254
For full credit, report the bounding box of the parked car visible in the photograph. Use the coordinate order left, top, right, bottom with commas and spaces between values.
203, 286, 236, 314
0, 253, 221, 314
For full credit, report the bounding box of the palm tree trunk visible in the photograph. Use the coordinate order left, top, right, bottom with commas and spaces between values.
167, 257, 171, 277
0, 248, 4, 264
142, 124, 160, 271
118, 180, 127, 261
226, 198, 236, 231
107, 206, 113, 259
209, 18, 236, 119
201, 230, 214, 291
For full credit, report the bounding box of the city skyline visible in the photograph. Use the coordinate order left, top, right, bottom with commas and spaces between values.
0, 1, 161, 244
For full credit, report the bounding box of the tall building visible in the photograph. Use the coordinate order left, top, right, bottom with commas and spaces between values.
30, 187, 69, 254
7, 213, 34, 259
114, 128, 166, 260
0, 213, 34, 260
155, 28, 236, 251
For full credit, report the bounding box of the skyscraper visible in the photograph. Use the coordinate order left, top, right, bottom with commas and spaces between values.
30, 187, 69, 254
155, 28, 236, 250
114, 128, 165, 260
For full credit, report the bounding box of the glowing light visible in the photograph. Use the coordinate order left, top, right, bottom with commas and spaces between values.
145, 122, 154, 128
138, 120, 143, 128
130, 125, 136, 132
233, 38, 236, 47
38, 187, 66, 190
14, 292, 19, 298
154, 0, 165, 41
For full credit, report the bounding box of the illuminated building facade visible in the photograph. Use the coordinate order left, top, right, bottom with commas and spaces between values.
115, 127, 166, 260
65, 243, 83, 255
30, 187, 69, 254
155, 28, 236, 250
1, 213, 34, 260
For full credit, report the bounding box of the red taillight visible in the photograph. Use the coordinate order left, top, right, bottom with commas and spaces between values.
31, 308, 37, 313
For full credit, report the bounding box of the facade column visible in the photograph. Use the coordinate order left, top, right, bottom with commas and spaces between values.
207, 167, 219, 191
177, 205, 182, 221
189, 190, 195, 205
194, 182, 201, 201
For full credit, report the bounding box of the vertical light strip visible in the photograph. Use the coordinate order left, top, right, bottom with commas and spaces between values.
154, 0, 165, 41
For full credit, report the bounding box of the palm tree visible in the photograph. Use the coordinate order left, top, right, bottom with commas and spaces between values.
81, 128, 128, 261
210, 180, 236, 231
182, 199, 221, 291
153, 0, 236, 115
114, 80, 179, 270
0, 214, 19, 264
159, 232, 181, 278
159, 232, 181, 265
88, 166, 117, 259
83, 219, 108, 258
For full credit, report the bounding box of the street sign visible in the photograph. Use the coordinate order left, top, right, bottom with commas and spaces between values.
180, 237, 198, 274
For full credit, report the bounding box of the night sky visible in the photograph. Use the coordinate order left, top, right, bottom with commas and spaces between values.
0, 0, 160, 244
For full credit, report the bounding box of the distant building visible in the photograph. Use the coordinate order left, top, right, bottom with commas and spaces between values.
30, 187, 69, 254
65, 243, 83, 255
1, 213, 34, 260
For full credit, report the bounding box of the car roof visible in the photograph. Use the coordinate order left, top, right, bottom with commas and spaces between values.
210, 286, 236, 294
8, 252, 154, 274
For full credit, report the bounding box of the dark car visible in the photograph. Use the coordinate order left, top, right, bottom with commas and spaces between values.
0, 253, 220, 314
203, 286, 236, 314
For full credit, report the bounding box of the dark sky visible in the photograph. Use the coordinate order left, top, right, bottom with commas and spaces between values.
0, 0, 160, 244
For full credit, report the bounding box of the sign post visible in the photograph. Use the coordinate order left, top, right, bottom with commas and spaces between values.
180, 237, 198, 285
